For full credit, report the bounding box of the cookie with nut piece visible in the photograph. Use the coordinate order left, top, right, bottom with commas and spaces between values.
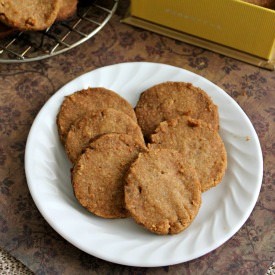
0, 0, 61, 30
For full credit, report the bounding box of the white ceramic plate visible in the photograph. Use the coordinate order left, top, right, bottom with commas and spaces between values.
25, 62, 263, 267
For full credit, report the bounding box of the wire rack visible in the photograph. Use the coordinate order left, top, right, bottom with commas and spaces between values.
0, 0, 119, 63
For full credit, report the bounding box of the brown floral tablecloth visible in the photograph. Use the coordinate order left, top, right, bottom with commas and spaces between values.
0, 1, 274, 274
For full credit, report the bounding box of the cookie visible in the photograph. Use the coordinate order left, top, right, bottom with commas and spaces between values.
56, 0, 78, 21
57, 87, 137, 143
125, 148, 201, 235
149, 116, 227, 192
65, 108, 144, 163
72, 133, 147, 219
0, 0, 61, 31
135, 82, 219, 138
242, 0, 275, 9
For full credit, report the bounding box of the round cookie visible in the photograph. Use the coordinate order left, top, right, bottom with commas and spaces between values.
56, 0, 78, 21
72, 133, 147, 219
0, 0, 61, 31
149, 116, 227, 192
125, 149, 201, 235
242, 0, 275, 9
57, 87, 137, 143
65, 108, 144, 163
135, 82, 219, 138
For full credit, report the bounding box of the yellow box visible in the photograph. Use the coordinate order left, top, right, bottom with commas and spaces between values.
122, 0, 275, 70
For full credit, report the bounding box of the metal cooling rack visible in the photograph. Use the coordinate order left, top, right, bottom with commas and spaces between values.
0, 0, 118, 63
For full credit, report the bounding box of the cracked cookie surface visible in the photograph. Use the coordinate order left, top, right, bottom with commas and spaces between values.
149, 116, 227, 192
125, 148, 201, 235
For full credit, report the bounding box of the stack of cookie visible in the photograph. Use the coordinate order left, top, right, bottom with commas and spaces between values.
135, 82, 227, 193
0, 0, 78, 37
57, 82, 227, 235
57, 87, 147, 219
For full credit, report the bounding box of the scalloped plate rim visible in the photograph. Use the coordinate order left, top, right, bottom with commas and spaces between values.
25, 62, 263, 267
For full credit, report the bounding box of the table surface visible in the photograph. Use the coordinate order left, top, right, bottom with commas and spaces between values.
0, 1, 274, 274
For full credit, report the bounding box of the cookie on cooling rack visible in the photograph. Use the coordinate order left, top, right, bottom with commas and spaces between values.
56, 0, 78, 21
0, 0, 61, 31
57, 87, 137, 144
65, 108, 144, 163
125, 148, 201, 235
72, 133, 147, 218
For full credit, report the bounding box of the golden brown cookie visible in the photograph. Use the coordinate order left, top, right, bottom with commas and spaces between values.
57, 87, 137, 143
149, 116, 227, 192
65, 108, 144, 163
56, 0, 78, 21
125, 148, 201, 235
0, 0, 61, 31
242, 0, 275, 9
135, 82, 219, 138
72, 133, 147, 219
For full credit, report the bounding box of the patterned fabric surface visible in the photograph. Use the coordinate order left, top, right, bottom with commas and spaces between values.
266, 263, 275, 275
0, 1, 274, 274
0, 247, 32, 274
